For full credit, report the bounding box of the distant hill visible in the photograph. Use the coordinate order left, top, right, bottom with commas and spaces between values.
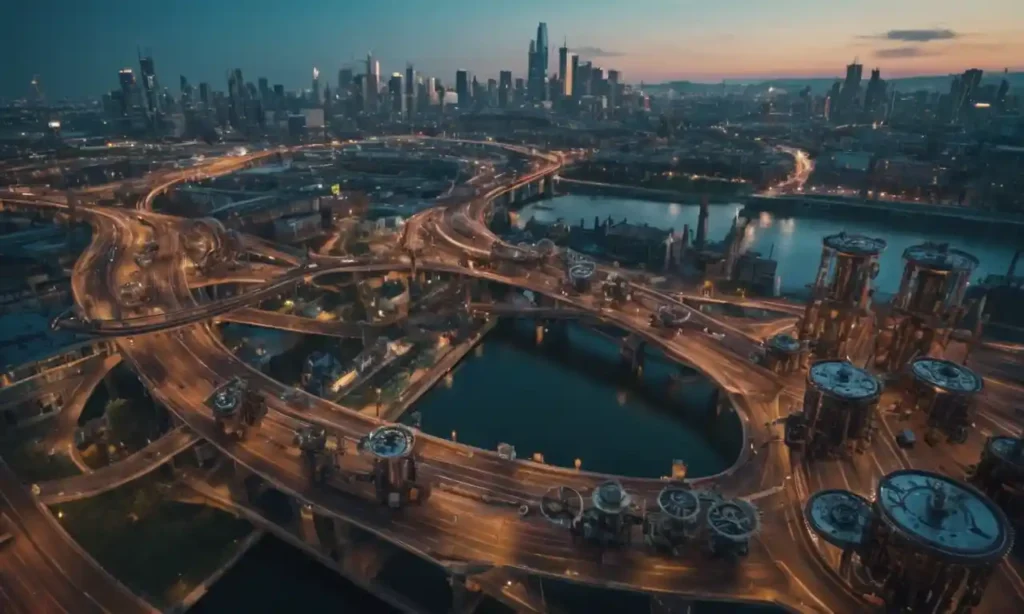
647, 72, 1024, 96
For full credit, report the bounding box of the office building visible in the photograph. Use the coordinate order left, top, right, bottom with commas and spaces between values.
531, 22, 549, 100
198, 82, 210, 109
138, 52, 160, 118
117, 68, 137, 117
456, 70, 470, 108
389, 72, 405, 117
405, 64, 416, 117
365, 53, 380, 113
311, 67, 321, 106
337, 68, 353, 100
498, 70, 512, 108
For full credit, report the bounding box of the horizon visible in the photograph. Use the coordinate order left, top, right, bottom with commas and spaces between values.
5, 0, 1024, 99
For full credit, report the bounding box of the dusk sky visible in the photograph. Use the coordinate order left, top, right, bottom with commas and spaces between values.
5, 0, 1024, 99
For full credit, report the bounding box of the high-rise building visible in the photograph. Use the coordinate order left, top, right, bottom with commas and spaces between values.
405, 64, 416, 117
456, 70, 470, 108
487, 79, 498, 107
118, 68, 137, 117
607, 69, 620, 108
427, 77, 439, 106
179, 75, 193, 108
498, 70, 512, 108
138, 52, 160, 118
389, 73, 405, 117
836, 61, 863, 121
562, 50, 576, 98
863, 69, 886, 117
365, 53, 380, 113
337, 68, 353, 100
946, 69, 984, 123
311, 67, 321, 106
527, 22, 549, 101
198, 82, 210, 109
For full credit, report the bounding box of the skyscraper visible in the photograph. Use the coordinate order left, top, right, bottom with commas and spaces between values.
198, 82, 210, 109
528, 23, 549, 101
365, 53, 380, 113
389, 73, 405, 117
498, 70, 512, 108
138, 52, 160, 118
558, 41, 571, 96
836, 61, 863, 121
337, 68, 353, 99
863, 68, 886, 117
118, 68, 137, 117
427, 77, 439, 106
456, 70, 470, 108
311, 67, 321, 106
405, 64, 416, 117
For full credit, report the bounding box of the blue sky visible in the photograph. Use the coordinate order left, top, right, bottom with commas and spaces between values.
4, 0, 1023, 99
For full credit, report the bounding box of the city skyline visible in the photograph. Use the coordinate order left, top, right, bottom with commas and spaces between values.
5, 0, 1024, 99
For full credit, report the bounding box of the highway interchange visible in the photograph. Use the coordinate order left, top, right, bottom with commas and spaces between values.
2, 137, 1024, 613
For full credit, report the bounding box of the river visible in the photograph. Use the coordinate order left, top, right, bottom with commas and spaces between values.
518, 195, 1020, 295
405, 319, 737, 479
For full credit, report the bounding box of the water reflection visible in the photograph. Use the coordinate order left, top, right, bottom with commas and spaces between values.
521, 195, 1017, 294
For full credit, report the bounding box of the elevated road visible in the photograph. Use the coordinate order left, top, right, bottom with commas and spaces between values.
215, 307, 367, 338
36, 426, 200, 505
0, 460, 157, 614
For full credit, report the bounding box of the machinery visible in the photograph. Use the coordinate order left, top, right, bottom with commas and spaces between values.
294, 424, 339, 483
206, 377, 267, 440
799, 232, 885, 363
704, 498, 760, 558
539, 485, 584, 528
879, 243, 979, 372
573, 480, 641, 547
801, 360, 881, 458
763, 333, 802, 374
567, 259, 596, 293
644, 486, 702, 554
360, 424, 420, 507
970, 435, 1024, 527
805, 489, 873, 576
601, 273, 631, 305
807, 471, 1014, 612
650, 305, 691, 333
903, 357, 982, 444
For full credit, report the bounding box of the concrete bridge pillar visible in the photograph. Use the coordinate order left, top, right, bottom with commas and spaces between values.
449, 574, 484, 614
620, 336, 646, 378
542, 176, 554, 199
293, 500, 323, 551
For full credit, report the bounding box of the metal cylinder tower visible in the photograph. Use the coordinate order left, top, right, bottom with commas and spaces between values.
764, 333, 802, 374
904, 357, 983, 444
861, 470, 1013, 613
799, 232, 885, 363
972, 436, 1024, 526
364, 424, 418, 506
802, 360, 881, 458
882, 243, 979, 372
